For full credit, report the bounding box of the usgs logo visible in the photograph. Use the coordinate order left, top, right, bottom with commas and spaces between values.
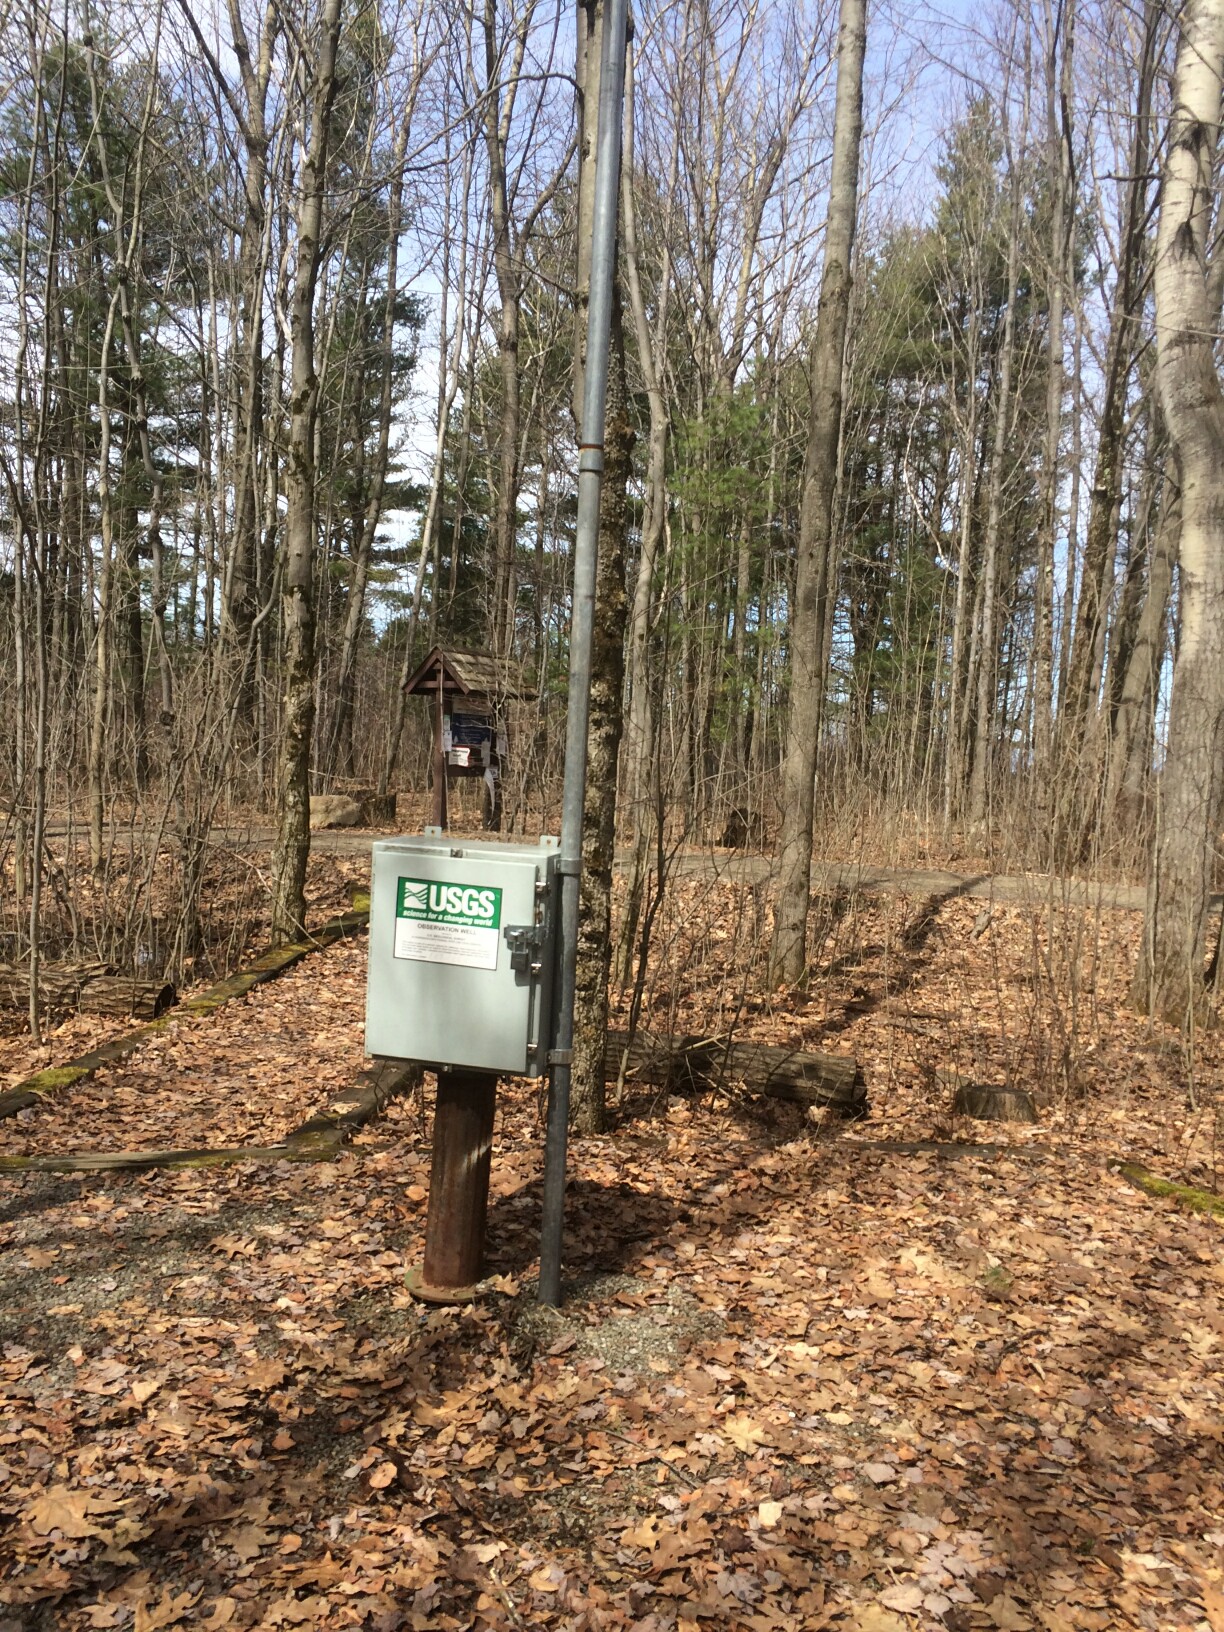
398, 877, 501, 925
429, 884, 498, 920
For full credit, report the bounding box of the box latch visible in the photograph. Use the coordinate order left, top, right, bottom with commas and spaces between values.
503, 923, 545, 975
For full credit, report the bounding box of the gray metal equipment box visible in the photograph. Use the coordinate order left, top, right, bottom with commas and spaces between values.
366, 834, 559, 1077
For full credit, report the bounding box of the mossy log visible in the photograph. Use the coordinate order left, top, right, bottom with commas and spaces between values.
0, 1060, 421, 1175
605, 1029, 866, 1116
0, 1143, 312, 1174
0, 907, 370, 1122
1117, 1161, 1224, 1218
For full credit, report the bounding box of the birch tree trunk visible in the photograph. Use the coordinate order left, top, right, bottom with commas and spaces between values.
271, 0, 343, 944
944, 378, 977, 823
1133, 0, 1224, 1024
1060, 0, 1155, 755
226, 7, 275, 675
328, 120, 411, 781
379, 142, 477, 795
482, 0, 535, 658
182, 0, 278, 685
85, 32, 171, 752
1107, 482, 1178, 826
1033, 0, 1071, 792
87, 289, 123, 877
968, 84, 1025, 828
769, 0, 866, 987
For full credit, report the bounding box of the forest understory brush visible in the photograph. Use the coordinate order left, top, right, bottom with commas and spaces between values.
610, 866, 1223, 1187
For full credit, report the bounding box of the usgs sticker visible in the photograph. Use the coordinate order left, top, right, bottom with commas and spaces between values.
394, 877, 503, 970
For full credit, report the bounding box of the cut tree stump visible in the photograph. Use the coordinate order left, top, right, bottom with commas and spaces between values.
605, 1029, 866, 1117
353, 790, 397, 825
940, 1069, 1038, 1124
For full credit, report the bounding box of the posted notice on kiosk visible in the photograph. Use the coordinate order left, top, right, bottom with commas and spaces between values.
394, 877, 503, 971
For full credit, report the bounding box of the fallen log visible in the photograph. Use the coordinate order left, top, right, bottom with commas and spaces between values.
0, 963, 110, 1011
605, 1029, 866, 1117
1116, 1161, 1224, 1218
77, 977, 177, 1020
0, 1143, 312, 1175
0, 966, 173, 1019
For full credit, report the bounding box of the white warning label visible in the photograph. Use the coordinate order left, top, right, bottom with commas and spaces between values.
393, 877, 502, 971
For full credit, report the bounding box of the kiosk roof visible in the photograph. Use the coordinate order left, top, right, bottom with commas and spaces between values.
402, 645, 536, 701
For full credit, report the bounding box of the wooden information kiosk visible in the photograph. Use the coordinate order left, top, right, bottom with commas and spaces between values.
402, 646, 532, 830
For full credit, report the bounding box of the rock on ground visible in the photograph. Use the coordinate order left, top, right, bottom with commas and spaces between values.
309, 794, 363, 830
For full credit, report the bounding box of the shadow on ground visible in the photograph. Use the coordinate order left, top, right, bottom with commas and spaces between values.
818, 879, 989, 1034
484, 1175, 681, 1283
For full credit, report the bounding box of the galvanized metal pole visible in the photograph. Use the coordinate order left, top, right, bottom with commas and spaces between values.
538, 0, 630, 1307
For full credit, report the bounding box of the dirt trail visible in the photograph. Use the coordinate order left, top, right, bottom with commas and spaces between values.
305, 832, 1167, 910
45, 820, 1183, 910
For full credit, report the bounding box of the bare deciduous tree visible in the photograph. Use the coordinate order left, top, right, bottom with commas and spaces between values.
770, 0, 866, 987
1133, 0, 1224, 1025
271, 0, 344, 944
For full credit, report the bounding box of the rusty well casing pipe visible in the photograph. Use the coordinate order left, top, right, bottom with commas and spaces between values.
419, 1069, 497, 1294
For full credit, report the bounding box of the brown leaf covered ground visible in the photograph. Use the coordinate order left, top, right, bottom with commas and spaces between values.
0, 854, 369, 1094
1, 875, 1222, 1632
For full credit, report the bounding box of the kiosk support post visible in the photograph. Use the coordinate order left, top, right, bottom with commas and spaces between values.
431, 668, 448, 830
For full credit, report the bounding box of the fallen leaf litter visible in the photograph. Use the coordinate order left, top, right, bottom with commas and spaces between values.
0, 882, 1221, 1630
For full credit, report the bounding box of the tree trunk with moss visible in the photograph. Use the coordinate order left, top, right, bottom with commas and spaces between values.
569, 0, 632, 1133
271, 0, 343, 944
769, 0, 865, 986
